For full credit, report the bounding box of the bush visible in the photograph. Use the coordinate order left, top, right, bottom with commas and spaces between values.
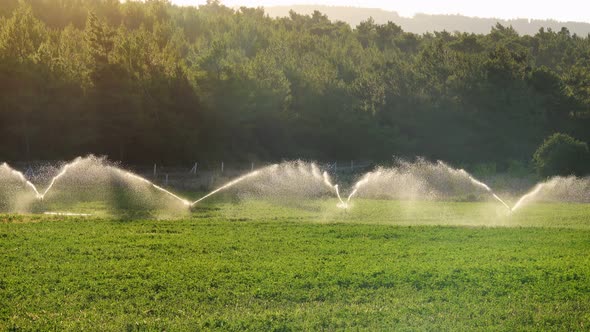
533, 133, 590, 177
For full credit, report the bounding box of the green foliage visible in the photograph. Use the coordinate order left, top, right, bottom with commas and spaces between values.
0, 1, 47, 62
85, 12, 114, 67
0, 0, 590, 164
533, 133, 590, 177
1, 200, 590, 329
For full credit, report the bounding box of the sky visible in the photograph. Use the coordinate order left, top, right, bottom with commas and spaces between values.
172, 0, 590, 23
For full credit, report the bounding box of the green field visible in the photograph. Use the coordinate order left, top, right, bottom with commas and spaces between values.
1, 199, 590, 330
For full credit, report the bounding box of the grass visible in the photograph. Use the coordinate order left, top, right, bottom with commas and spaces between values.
1, 199, 590, 330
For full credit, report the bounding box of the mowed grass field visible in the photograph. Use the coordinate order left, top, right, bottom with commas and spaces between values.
1, 199, 590, 330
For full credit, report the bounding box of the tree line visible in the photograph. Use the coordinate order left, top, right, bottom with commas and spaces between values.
1, 0, 589, 170
265, 5, 590, 36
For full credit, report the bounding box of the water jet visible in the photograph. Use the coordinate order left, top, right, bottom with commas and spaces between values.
3, 156, 590, 220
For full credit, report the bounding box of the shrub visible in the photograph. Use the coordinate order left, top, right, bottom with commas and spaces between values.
533, 133, 590, 177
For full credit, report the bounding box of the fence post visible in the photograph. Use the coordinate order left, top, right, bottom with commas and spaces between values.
221, 161, 224, 173
25, 166, 34, 178
251, 162, 254, 171
153, 164, 157, 178
165, 174, 169, 186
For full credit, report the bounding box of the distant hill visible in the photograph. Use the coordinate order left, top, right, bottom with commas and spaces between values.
264, 5, 590, 36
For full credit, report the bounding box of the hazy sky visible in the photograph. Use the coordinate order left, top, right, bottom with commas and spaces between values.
173, 0, 590, 23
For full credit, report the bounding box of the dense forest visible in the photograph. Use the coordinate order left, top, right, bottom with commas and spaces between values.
0, 0, 589, 168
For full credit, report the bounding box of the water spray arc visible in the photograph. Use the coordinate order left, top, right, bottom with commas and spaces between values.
321, 171, 347, 208
113, 168, 191, 206
1, 163, 43, 199
39, 158, 88, 199
190, 165, 274, 206
439, 161, 512, 211
346, 171, 376, 203
343, 160, 512, 212
1, 158, 192, 206
189, 162, 346, 207
508, 176, 584, 212
0, 158, 348, 213
511, 182, 547, 212
6, 156, 590, 217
